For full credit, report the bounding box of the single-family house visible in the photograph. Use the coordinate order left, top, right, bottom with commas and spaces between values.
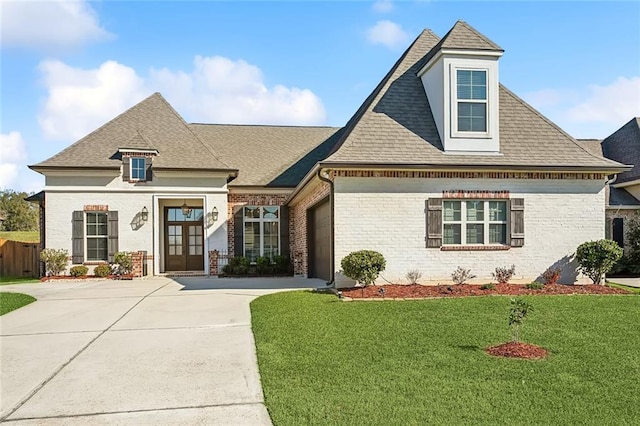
29, 21, 629, 286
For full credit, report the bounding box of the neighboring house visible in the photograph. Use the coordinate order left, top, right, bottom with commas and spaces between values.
579, 118, 640, 250
29, 21, 628, 286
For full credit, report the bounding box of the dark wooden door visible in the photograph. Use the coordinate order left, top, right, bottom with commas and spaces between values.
309, 199, 331, 281
165, 208, 204, 271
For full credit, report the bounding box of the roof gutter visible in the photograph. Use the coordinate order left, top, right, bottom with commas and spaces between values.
317, 168, 335, 288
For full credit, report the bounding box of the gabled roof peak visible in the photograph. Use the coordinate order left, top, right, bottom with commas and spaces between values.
439, 20, 503, 52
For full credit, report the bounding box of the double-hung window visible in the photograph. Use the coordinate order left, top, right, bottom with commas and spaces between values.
243, 206, 280, 262
86, 212, 108, 261
130, 157, 146, 181
443, 200, 507, 245
456, 69, 487, 133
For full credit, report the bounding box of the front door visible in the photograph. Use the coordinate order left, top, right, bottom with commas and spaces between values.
165, 207, 204, 271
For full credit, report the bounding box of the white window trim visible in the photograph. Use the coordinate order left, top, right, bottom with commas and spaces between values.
451, 66, 491, 139
243, 206, 281, 260
130, 157, 146, 182
85, 212, 108, 261
443, 200, 508, 246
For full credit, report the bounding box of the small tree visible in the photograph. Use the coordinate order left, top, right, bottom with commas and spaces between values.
509, 298, 533, 343
341, 250, 386, 286
575, 240, 623, 284
626, 212, 640, 271
40, 248, 68, 276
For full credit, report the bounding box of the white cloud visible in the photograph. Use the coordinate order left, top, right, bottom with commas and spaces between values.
372, 0, 394, 13
37, 56, 327, 142
149, 56, 326, 125
0, 132, 27, 189
38, 60, 147, 141
1, 0, 112, 50
524, 76, 640, 139
366, 20, 409, 50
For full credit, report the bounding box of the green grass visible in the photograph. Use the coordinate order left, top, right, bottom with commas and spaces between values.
0, 276, 40, 286
606, 281, 640, 294
0, 292, 36, 315
251, 292, 640, 425
0, 231, 39, 242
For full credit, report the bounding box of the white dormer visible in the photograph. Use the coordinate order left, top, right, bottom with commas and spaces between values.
417, 21, 504, 153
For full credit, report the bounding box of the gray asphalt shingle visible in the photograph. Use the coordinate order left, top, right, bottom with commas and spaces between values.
601, 118, 640, 184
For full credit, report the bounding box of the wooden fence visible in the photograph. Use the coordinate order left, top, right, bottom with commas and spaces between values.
0, 239, 40, 278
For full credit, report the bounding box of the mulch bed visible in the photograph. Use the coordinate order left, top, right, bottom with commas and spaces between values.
340, 283, 631, 299
41, 274, 134, 282
486, 342, 549, 359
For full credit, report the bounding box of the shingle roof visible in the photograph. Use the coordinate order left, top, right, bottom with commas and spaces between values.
324, 24, 623, 171
601, 118, 640, 184
31, 93, 233, 172
608, 186, 640, 206
440, 20, 503, 51
577, 139, 603, 157
189, 124, 342, 187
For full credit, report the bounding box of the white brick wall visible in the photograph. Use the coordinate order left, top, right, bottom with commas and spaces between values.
333, 177, 605, 287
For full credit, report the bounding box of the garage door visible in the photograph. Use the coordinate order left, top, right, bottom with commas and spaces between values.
309, 199, 331, 281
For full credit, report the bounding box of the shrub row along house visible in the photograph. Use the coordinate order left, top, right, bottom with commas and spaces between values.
29, 21, 630, 287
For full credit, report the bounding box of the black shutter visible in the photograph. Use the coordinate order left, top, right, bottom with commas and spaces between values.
510, 198, 525, 247
279, 206, 289, 259
612, 218, 624, 248
426, 198, 442, 248
234, 207, 244, 257
72, 211, 84, 264
145, 156, 153, 181
107, 211, 119, 262
122, 157, 130, 181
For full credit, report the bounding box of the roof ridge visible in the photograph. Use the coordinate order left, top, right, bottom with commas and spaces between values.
448, 20, 503, 51
499, 84, 621, 166
326, 28, 441, 158
32, 93, 159, 167
154, 92, 234, 170
188, 123, 341, 129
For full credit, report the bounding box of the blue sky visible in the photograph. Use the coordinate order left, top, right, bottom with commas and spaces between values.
1, 0, 639, 193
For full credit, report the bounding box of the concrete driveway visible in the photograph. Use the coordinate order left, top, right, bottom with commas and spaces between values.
0, 277, 324, 425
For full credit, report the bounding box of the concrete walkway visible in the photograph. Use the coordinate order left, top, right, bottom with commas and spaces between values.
0, 277, 324, 425
608, 277, 640, 288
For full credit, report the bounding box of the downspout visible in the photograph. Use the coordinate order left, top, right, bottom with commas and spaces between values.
317, 168, 335, 287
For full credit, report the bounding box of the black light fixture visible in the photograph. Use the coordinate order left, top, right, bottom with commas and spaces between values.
141, 206, 149, 222
211, 206, 219, 222
181, 201, 192, 218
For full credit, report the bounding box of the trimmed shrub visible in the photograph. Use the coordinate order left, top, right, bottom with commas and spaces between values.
223, 256, 250, 275
94, 264, 110, 278
451, 267, 476, 285
526, 281, 544, 290
69, 265, 88, 277
575, 240, 623, 284
40, 248, 68, 276
113, 252, 133, 275
256, 256, 272, 275
627, 212, 640, 270
492, 265, 516, 284
405, 269, 423, 285
480, 283, 496, 290
272, 255, 292, 275
341, 250, 386, 286
542, 267, 561, 285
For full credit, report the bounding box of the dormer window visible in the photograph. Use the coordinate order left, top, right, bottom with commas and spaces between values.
456, 70, 487, 132
131, 157, 146, 181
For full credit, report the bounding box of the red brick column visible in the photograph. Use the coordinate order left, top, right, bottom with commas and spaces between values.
209, 250, 219, 275
131, 251, 144, 277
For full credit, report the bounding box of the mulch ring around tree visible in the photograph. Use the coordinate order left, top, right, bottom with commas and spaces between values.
339, 283, 631, 299
486, 342, 549, 359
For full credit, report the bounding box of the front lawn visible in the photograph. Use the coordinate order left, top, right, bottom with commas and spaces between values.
0, 276, 41, 286
251, 292, 640, 425
0, 292, 36, 315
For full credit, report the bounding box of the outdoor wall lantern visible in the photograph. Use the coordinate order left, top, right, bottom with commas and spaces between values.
211, 206, 219, 222
181, 201, 192, 218
141, 206, 149, 222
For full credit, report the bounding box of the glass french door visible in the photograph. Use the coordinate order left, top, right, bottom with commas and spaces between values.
165, 208, 204, 271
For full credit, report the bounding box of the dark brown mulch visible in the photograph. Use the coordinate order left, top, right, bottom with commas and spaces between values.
486, 342, 549, 359
340, 283, 631, 299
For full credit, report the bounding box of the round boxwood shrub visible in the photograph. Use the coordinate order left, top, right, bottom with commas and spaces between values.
69, 265, 88, 277
94, 264, 110, 278
575, 239, 623, 284
340, 250, 386, 286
